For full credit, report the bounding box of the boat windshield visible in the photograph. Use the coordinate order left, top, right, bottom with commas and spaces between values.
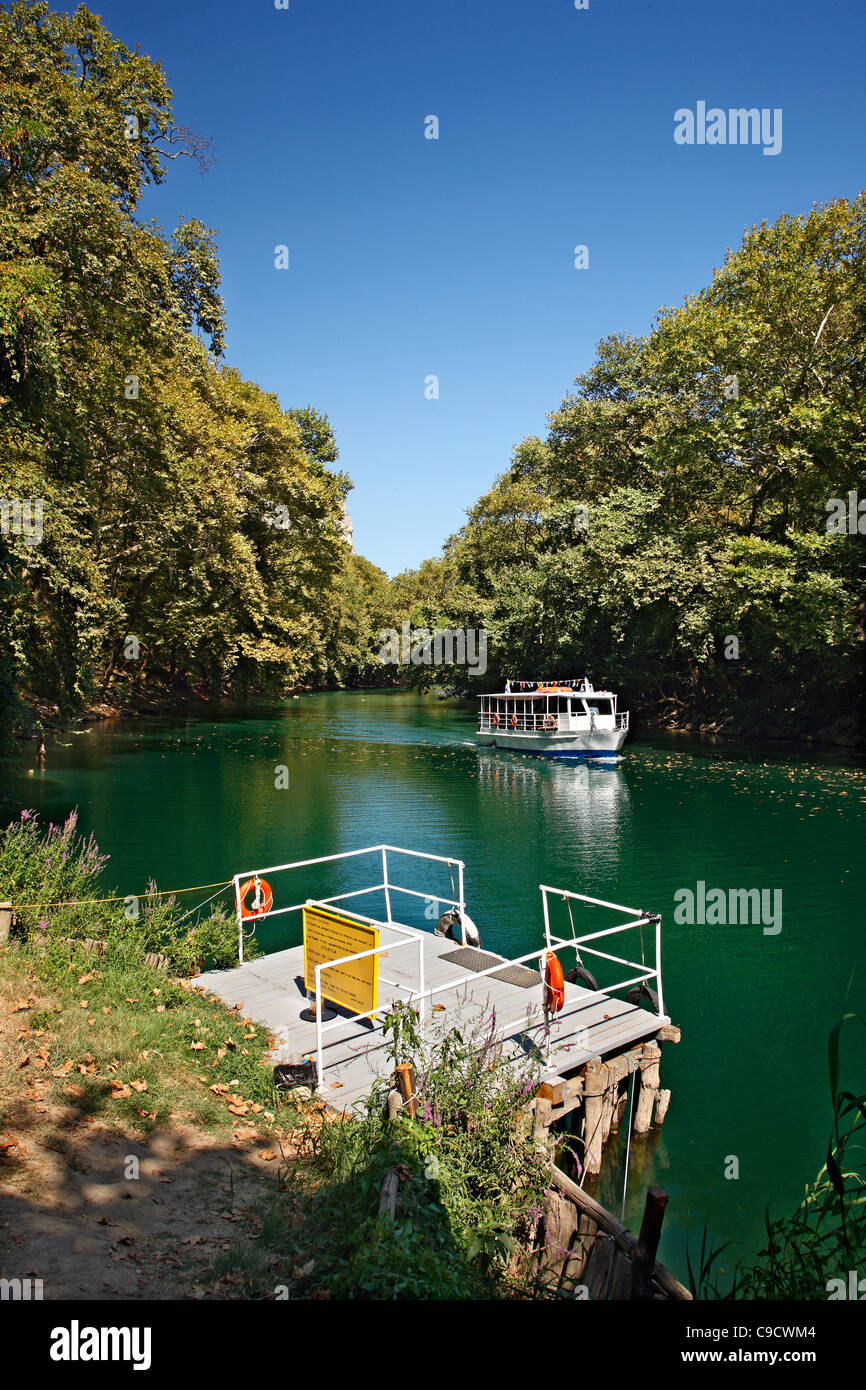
586, 698, 614, 715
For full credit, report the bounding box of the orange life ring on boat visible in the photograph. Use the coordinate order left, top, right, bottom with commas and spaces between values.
239, 876, 273, 919
544, 951, 565, 1014
510, 714, 518, 727
543, 714, 558, 731
493, 713, 501, 726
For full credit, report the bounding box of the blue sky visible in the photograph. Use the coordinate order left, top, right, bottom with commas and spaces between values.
69, 0, 865, 574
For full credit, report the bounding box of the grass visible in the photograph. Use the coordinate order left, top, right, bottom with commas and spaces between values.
1, 939, 286, 1139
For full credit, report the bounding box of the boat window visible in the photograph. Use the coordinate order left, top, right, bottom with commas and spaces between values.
587, 698, 613, 715
558, 696, 570, 713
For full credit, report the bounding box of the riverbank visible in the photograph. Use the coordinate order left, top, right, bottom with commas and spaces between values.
8, 680, 864, 756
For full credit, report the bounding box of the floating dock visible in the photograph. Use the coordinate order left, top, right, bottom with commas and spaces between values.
194, 845, 679, 1178
196, 920, 671, 1114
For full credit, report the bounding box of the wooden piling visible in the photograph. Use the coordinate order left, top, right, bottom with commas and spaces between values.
654, 1088, 671, 1127
394, 1063, 416, 1119
549, 1166, 690, 1300
0, 903, 11, 946
633, 1042, 662, 1135
582, 1060, 607, 1177
631, 1186, 669, 1299
534, 1096, 553, 1148
378, 1169, 400, 1220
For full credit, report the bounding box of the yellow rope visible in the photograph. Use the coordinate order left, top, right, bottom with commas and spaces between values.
8, 879, 233, 911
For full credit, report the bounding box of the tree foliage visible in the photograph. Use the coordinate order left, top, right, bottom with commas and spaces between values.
0, 2, 384, 740
390, 197, 866, 737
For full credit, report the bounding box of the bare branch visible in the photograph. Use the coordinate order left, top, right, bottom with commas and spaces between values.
153, 125, 216, 174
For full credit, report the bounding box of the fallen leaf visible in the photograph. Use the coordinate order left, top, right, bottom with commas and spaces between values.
130, 1078, 148, 1093
190, 1041, 204, 1051
77, 973, 94, 985
257, 1150, 278, 1161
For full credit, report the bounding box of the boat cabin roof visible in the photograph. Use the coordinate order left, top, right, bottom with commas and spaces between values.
480, 688, 616, 700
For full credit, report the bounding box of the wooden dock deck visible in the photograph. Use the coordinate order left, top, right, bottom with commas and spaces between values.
196, 922, 670, 1111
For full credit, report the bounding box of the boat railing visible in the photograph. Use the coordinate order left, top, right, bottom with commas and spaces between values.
478, 712, 552, 732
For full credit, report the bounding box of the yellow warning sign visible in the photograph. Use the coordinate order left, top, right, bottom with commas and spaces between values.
303, 905, 379, 1015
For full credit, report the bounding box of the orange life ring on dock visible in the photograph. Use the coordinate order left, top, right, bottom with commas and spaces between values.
510, 714, 518, 727
544, 952, 565, 1014
239, 876, 273, 919
493, 713, 501, 726
543, 714, 558, 731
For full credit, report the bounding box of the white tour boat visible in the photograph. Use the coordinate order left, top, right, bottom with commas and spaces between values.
477, 679, 629, 758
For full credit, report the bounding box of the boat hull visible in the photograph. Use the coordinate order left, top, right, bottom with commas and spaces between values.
476, 727, 628, 758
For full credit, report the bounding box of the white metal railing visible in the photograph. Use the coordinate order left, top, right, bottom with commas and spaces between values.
230, 843, 664, 1091
478, 710, 626, 734
232, 844, 465, 963
306, 900, 424, 1087
305, 885, 664, 1086
540, 884, 663, 1019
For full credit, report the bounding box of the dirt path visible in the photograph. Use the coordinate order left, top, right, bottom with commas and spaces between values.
0, 1103, 288, 1299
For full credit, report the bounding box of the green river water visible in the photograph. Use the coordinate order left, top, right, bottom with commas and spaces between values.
4, 689, 865, 1286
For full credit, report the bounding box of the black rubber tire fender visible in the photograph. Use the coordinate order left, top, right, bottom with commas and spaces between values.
565, 964, 599, 992
626, 982, 660, 1012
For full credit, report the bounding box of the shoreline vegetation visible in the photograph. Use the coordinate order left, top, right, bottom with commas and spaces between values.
7, 683, 863, 756
1, 6, 864, 759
